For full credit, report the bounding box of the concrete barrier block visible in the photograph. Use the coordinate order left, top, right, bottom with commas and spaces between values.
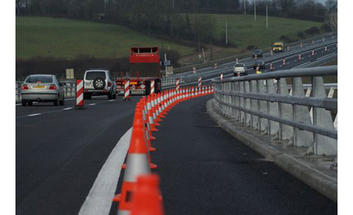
251, 80, 259, 131
258, 80, 268, 133
266, 79, 279, 137
244, 81, 251, 127
292, 77, 313, 147
278, 79, 294, 144
312, 77, 337, 156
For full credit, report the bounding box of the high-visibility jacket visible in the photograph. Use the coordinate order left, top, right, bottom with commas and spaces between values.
256, 70, 262, 75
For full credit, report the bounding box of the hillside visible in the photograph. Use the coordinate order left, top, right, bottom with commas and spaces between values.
190, 13, 322, 49
16, 15, 323, 64
16, 17, 195, 60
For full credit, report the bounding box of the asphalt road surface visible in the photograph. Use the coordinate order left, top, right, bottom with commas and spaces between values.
131, 95, 337, 215
16, 96, 139, 215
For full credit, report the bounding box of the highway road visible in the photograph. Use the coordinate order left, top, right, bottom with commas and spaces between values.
139, 95, 336, 215
16, 96, 140, 215
164, 37, 337, 87
16, 35, 337, 215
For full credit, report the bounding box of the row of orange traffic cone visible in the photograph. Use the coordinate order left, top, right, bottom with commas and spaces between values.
113, 85, 214, 215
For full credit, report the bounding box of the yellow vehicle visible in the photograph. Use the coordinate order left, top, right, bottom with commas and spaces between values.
272, 42, 284, 53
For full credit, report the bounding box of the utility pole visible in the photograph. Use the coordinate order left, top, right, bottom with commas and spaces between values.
244, 0, 246, 15
225, 21, 228, 45
266, 4, 268, 29
254, 0, 257, 21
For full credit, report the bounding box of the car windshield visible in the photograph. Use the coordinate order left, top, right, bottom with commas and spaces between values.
26, 76, 53, 83
85, 71, 106, 80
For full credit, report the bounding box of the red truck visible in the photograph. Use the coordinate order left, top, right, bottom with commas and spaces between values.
116, 47, 161, 95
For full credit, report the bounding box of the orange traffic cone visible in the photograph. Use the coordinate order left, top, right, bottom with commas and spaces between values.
130, 174, 164, 215
113, 106, 152, 214
136, 102, 156, 152
147, 96, 158, 132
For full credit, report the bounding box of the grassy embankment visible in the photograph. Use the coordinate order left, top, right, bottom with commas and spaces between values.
16, 16, 194, 60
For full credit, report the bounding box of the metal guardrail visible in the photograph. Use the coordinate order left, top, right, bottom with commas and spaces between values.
212, 65, 337, 156
16, 80, 76, 103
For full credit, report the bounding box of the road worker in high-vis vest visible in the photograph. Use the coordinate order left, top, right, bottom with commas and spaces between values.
256, 66, 262, 75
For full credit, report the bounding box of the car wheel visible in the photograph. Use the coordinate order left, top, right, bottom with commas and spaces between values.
93, 77, 105, 90
28, 101, 33, 106
21, 101, 26, 106
59, 99, 64, 106
54, 99, 58, 106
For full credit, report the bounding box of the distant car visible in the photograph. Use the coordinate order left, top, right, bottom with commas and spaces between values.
21, 74, 65, 106
252, 49, 263, 58
83, 69, 117, 99
272, 42, 284, 53
253, 60, 266, 71
233, 63, 248, 76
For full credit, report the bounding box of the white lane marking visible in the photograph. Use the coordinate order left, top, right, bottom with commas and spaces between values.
27, 113, 42, 117
16, 103, 21, 106
89, 103, 96, 106
63, 107, 73, 111
109, 99, 115, 102
78, 127, 132, 215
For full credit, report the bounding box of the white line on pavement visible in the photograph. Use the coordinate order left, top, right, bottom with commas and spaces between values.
63, 107, 73, 111
27, 113, 42, 117
109, 99, 115, 102
89, 103, 96, 106
78, 127, 132, 215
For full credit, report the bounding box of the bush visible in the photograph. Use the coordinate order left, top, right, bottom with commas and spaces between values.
320, 23, 332, 33
246, 45, 256, 50
297, 31, 306, 39
304, 26, 320, 35
279, 35, 294, 43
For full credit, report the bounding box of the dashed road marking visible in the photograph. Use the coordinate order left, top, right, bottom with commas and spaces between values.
27, 113, 42, 117
89, 103, 96, 106
109, 99, 115, 102
63, 107, 73, 111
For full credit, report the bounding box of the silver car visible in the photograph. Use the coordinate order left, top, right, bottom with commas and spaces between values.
83, 69, 117, 99
21, 74, 65, 106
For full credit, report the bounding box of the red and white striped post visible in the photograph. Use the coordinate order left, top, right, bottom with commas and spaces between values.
150, 80, 155, 95
176, 79, 179, 91
198, 77, 202, 88
312, 50, 315, 56
192, 67, 196, 74
124, 80, 130, 100
76, 80, 84, 108
220, 73, 223, 80
298, 54, 302, 60
282, 59, 286, 66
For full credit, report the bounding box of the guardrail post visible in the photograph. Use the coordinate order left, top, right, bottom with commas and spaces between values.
258, 80, 268, 134
278, 78, 294, 145
240, 81, 245, 124
267, 79, 279, 137
244, 81, 251, 127
292, 77, 313, 147
311, 77, 336, 155
250, 80, 259, 131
